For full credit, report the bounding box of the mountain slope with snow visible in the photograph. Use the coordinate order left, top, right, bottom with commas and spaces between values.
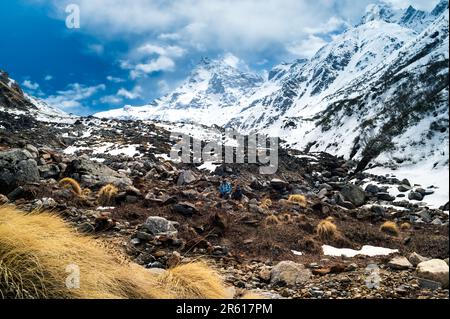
95, 57, 264, 126
0, 69, 75, 123
95, 1, 449, 174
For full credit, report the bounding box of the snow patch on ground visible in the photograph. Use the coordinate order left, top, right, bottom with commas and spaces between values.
322, 245, 399, 258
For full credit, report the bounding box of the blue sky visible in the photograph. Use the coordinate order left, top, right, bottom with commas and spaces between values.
0, 0, 440, 116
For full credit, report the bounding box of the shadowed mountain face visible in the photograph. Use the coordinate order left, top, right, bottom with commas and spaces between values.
0, 70, 35, 112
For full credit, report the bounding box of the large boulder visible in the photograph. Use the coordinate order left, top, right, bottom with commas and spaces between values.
38, 164, 61, 179
408, 252, 430, 267
177, 170, 197, 186
270, 261, 312, 287
340, 184, 366, 207
63, 156, 132, 188
416, 259, 449, 288
142, 216, 178, 237
388, 256, 413, 270
0, 149, 40, 194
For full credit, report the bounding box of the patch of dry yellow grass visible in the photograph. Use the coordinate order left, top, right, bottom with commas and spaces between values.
264, 214, 280, 226
288, 195, 307, 208
58, 178, 82, 196
380, 221, 399, 237
316, 218, 338, 240
98, 184, 119, 206
400, 222, 411, 231
260, 198, 272, 210
0, 206, 230, 299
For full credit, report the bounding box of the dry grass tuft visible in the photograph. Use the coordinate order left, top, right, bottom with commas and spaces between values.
288, 195, 307, 208
380, 221, 399, 237
400, 222, 412, 231
264, 214, 280, 226
0, 206, 229, 299
98, 184, 119, 206
260, 198, 272, 210
59, 178, 82, 196
316, 218, 338, 240
157, 262, 231, 299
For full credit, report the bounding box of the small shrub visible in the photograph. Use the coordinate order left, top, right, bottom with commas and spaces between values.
98, 184, 119, 206
380, 221, 399, 237
316, 218, 338, 240
260, 198, 272, 209
264, 214, 280, 226
400, 222, 412, 231
288, 195, 307, 208
58, 178, 82, 196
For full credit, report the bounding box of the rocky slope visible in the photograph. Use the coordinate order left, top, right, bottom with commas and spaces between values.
1, 100, 449, 298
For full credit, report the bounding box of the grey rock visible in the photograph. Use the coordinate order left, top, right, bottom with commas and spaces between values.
431, 218, 443, 225
64, 156, 132, 188
270, 178, 288, 190
408, 192, 424, 201
398, 185, 411, 192
340, 184, 366, 207
38, 164, 60, 179
401, 179, 411, 187
142, 216, 179, 237
377, 192, 395, 201
270, 261, 312, 287
365, 184, 380, 194
173, 202, 197, 217
388, 256, 413, 270
408, 252, 430, 267
0, 149, 40, 194
177, 170, 197, 186
416, 259, 449, 288
371, 205, 386, 217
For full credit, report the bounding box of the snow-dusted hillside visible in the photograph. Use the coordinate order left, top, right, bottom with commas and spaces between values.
95, 57, 263, 126
0, 69, 75, 123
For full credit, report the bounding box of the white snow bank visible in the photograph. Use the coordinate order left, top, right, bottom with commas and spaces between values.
322, 245, 398, 258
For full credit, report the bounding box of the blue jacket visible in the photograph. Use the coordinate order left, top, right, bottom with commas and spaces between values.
219, 182, 232, 195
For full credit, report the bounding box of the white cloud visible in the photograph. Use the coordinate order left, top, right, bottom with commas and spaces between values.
117, 85, 142, 99
106, 75, 125, 83
137, 44, 186, 58
44, 75, 53, 81
44, 83, 106, 110
128, 56, 175, 79
22, 80, 40, 90
85, 44, 105, 56
287, 35, 328, 58
99, 95, 123, 104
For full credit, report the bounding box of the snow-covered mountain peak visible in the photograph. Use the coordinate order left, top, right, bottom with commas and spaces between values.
361, 2, 402, 25
360, 1, 448, 33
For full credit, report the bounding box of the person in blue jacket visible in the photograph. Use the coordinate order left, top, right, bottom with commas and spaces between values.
218, 177, 232, 199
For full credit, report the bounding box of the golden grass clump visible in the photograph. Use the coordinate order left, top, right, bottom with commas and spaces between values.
59, 178, 82, 196
264, 214, 280, 226
380, 221, 399, 237
400, 222, 411, 231
260, 198, 272, 209
98, 184, 119, 206
316, 218, 338, 240
0, 206, 230, 299
157, 262, 231, 299
288, 195, 307, 208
